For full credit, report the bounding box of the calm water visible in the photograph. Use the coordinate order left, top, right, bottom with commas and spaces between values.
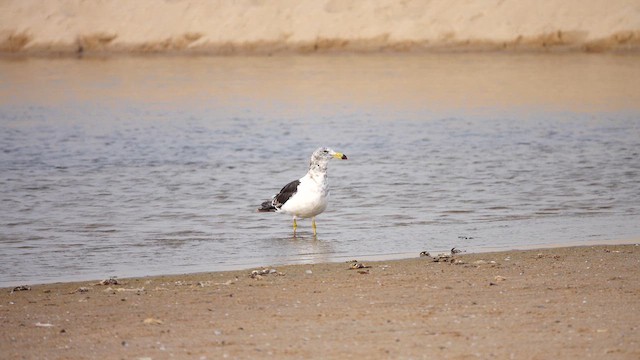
1, 54, 639, 287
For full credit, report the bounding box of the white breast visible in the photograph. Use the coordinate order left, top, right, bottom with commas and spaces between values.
279, 174, 329, 218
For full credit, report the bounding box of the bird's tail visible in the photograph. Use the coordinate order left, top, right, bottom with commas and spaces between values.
257, 200, 277, 212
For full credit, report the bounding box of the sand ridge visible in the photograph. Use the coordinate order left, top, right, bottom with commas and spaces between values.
1, 0, 640, 55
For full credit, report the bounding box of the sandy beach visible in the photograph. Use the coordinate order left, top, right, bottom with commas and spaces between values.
1, 0, 640, 55
1, 244, 638, 359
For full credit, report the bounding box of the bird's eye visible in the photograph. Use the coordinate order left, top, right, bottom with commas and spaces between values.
323, 149, 329, 153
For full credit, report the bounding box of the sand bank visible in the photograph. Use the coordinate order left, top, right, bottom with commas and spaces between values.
1, 244, 638, 359
1, 0, 640, 56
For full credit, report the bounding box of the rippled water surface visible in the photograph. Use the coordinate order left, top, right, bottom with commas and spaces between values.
1, 54, 639, 286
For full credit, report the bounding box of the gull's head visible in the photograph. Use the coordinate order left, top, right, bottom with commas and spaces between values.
309, 147, 347, 172
313, 147, 347, 161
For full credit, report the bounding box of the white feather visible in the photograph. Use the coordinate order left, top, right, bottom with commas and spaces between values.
279, 172, 329, 219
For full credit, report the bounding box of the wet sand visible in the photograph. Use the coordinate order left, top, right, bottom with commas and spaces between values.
1, 244, 638, 359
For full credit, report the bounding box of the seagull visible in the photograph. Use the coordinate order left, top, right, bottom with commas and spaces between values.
258, 147, 348, 235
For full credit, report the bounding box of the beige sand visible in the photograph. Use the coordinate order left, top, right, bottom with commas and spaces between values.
1, 0, 640, 55
1, 244, 638, 359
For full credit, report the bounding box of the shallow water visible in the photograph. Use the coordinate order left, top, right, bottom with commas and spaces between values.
1, 54, 639, 286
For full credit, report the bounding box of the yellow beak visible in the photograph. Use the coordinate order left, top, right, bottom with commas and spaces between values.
333, 152, 348, 160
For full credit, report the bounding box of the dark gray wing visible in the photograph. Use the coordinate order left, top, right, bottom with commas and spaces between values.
273, 179, 301, 209
257, 179, 300, 212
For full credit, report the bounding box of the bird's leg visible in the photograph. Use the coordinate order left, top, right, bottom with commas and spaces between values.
292, 218, 297, 234
312, 218, 317, 236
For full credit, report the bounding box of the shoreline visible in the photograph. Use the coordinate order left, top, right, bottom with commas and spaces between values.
2, 35, 640, 58
2, 244, 638, 358
2, 238, 638, 289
